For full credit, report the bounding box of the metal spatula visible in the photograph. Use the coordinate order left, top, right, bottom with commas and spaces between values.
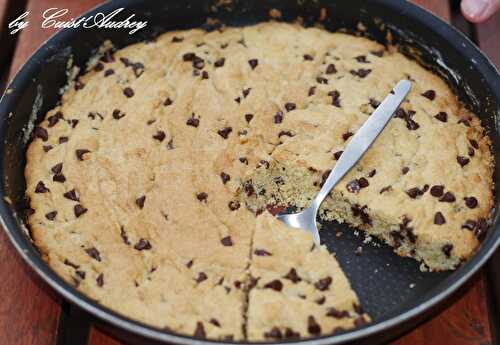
276, 79, 412, 244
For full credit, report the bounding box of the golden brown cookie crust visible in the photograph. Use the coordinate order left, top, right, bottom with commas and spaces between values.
25, 22, 492, 340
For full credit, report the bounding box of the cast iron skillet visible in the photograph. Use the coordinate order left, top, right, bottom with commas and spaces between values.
0, 0, 499, 344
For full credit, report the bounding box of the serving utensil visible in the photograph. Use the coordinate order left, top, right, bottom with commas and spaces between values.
276, 79, 412, 244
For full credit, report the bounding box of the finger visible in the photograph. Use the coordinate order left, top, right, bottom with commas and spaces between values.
461, 0, 500, 23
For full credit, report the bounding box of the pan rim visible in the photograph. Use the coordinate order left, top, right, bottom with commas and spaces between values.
0, 0, 499, 344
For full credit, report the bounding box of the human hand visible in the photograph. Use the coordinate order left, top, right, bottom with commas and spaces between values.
461, 0, 500, 23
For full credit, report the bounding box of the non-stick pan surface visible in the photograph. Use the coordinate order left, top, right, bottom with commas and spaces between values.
0, 1, 499, 344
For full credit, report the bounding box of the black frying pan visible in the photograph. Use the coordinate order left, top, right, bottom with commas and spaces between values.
0, 1, 499, 344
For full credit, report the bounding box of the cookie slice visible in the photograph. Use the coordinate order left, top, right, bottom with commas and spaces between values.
247, 213, 369, 340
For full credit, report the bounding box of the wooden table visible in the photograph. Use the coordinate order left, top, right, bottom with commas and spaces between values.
0, 1, 498, 344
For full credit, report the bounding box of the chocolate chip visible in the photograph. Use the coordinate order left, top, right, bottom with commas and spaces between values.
358, 177, 369, 188
430, 185, 444, 197
43, 145, 53, 152
221, 236, 233, 246
342, 131, 353, 141
53, 173, 66, 183
35, 181, 49, 193
242, 113, 254, 124
442, 244, 453, 258
368, 169, 376, 178
355, 55, 368, 63
165, 139, 174, 150
85, 247, 101, 261
284, 328, 300, 339
457, 156, 470, 167
401, 167, 410, 175
74, 204, 87, 217
264, 279, 283, 291
194, 322, 206, 338
303, 54, 314, 61
439, 191, 456, 202
162, 97, 173, 107
96, 273, 104, 287
186, 114, 200, 127
183, 52, 195, 61
307, 316, 321, 335
462, 219, 477, 231
120, 226, 130, 245
220, 172, 230, 184
468, 147, 475, 157
153, 131, 166, 142
328, 90, 341, 107
234, 96, 241, 104
34, 127, 48, 141
326, 63, 337, 74
104, 69, 114, 77
369, 98, 380, 109
315, 297, 325, 305
47, 112, 63, 127
326, 307, 349, 319
274, 111, 283, 124
434, 212, 446, 225
351, 204, 372, 225
195, 272, 208, 284
264, 327, 283, 339
316, 76, 328, 84
228, 200, 240, 211
283, 268, 301, 283
434, 112, 447, 122
64, 259, 79, 269
94, 62, 104, 71
421, 90, 436, 100
333, 151, 343, 160
59, 137, 68, 144
314, 276, 332, 291
278, 130, 294, 138
308, 86, 316, 96
354, 316, 367, 327
285, 102, 296, 112
136, 195, 146, 209
346, 180, 360, 194
254, 249, 272, 256
242, 88, 251, 98
470, 139, 479, 149
123, 87, 134, 98
371, 49, 384, 57
69, 119, 79, 128
75, 149, 90, 161
217, 127, 232, 139
172, 36, 183, 43
248, 59, 258, 70
207, 318, 221, 328
112, 109, 125, 119
45, 211, 57, 221
134, 238, 152, 251
201, 71, 209, 79
464, 197, 478, 209
74, 270, 85, 280
239, 157, 248, 165
380, 186, 392, 194
350, 68, 371, 78
406, 187, 420, 199
214, 57, 226, 68
196, 192, 208, 202
64, 189, 79, 201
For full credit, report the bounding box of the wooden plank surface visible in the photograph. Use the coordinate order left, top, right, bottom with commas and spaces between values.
0, 1, 495, 345
0, 2, 104, 345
